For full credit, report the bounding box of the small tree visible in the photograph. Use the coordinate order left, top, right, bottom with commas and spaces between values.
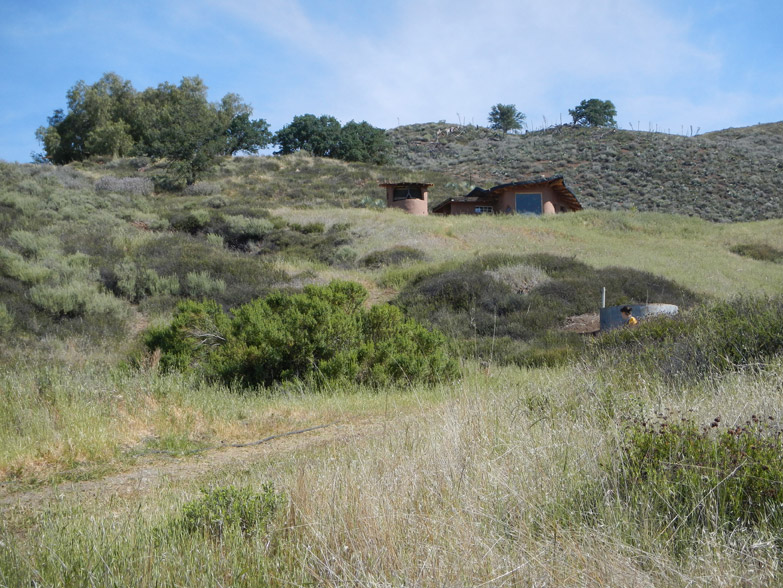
274, 115, 389, 163
488, 104, 526, 133
333, 120, 390, 164
273, 114, 341, 157
568, 98, 617, 127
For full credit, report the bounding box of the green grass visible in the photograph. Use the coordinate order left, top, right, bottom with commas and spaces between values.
3, 130, 783, 585
4, 362, 783, 585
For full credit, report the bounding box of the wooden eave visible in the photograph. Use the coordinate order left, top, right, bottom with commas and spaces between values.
379, 182, 434, 188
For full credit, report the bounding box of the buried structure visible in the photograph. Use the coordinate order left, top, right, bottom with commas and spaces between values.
433, 175, 582, 215
600, 303, 679, 331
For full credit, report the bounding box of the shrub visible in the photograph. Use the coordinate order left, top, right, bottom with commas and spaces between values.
205, 233, 224, 248
113, 261, 180, 302
184, 271, 226, 298
220, 214, 274, 246
173, 483, 284, 539
9, 230, 59, 260
730, 243, 783, 263
144, 299, 231, 371
396, 254, 699, 366
94, 176, 154, 196
170, 209, 211, 234
144, 280, 457, 388
28, 281, 127, 319
253, 222, 354, 265
593, 296, 783, 381
361, 246, 426, 269
183, 181, 221, 196
608, 414, 783, 550
485, 263, 549, 293
0, 302, 13, 334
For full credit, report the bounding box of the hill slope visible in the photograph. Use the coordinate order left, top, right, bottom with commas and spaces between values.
387, 122, 783, 222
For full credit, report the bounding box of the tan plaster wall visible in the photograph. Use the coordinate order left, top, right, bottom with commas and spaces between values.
386, 186, 429, 216
495, 186, 569, 214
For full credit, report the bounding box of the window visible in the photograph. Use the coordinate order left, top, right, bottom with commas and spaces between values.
393, 187, 423, 201
515, 193, 543, 215
474, 206, 493, 214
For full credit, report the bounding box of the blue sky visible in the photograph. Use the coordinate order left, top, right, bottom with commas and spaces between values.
1, 0, 781, 163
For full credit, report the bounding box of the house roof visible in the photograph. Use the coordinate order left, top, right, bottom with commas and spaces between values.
378, 182, 434, 188
431, 175, 582, 213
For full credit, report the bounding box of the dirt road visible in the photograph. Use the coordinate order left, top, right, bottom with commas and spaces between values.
0, 417, 386, 511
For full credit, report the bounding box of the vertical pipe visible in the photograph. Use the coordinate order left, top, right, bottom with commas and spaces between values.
601, 287, 606, 309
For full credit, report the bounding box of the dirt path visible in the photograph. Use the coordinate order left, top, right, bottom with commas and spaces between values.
0, 417, 388, 511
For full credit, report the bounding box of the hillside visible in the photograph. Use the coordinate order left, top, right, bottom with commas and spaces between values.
4, 132, 783, 585
387, 121, 783, 222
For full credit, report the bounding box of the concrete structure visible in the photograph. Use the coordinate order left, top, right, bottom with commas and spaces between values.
599, 303, 679, 331
379, 182, 433, 216
432, 175, 581, 215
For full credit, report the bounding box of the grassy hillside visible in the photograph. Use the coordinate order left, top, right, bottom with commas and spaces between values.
387, 121, 783, 222
3, 129, 783, 586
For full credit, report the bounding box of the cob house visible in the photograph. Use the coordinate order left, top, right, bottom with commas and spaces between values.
379, 182, 433, 216
432, 175, 581, 215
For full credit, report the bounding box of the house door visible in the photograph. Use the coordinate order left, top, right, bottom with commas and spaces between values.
515, 193, 542, 215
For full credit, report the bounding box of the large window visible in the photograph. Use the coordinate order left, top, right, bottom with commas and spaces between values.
393, 187, 423, 201
515, 193, 543, 215
474, 206, 493, 214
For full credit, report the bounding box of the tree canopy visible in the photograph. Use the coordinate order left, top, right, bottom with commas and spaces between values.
36, 73, 271, 184
274, 115, 389, 164
488, 104, 526, 133
568, 98, 617, 127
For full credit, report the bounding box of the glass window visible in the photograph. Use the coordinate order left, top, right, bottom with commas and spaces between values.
393, 187, 423, 201
474, 206, 493, 214
515, 193, 543, 214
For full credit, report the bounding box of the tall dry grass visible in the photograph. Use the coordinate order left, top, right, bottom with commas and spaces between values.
4, 362, 782, 586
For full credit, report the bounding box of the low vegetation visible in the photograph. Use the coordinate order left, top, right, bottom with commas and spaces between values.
3, 118, 783, 585
395, 253, 700, 367
144, 281, 457, 388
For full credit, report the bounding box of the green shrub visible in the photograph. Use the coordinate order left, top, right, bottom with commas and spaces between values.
397, 254, 698, 366
144, 299, 231, 371
0, 247, 51, 283
134, 233, 289, 308
593, 296, 783, 381
29, 281, 127, 319
219, 214, 274, 247
730, 243, 783, 263
253, 222, 353, 265
113, 261, 180, 302
170, 209, 211, 234
0, 302, 13, 334
173, 483, 285, 539
608, 414, 783, 550
361, 245, 426, 269
9, 230, 59, 259
184, 271, 226, 298
144, 280, 457, 388
205, 233, 224, 247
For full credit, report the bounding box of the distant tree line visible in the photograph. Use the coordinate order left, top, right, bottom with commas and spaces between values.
273, 114, 389, 164
487, 98, 617, 133
36, 73, 391, 185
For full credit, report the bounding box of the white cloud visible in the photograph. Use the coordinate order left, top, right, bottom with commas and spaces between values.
214, 0, 725, 131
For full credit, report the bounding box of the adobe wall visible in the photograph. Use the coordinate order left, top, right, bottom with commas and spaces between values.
495, 186, 571, 214
389, 197, 429, 215
449, 201, 490, 215
385, 186, 429, 216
